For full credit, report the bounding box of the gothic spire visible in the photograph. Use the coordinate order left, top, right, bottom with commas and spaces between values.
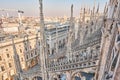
0, 18, 3, 33
39, 0, 44, 25
83, 8, 85, 22
92, 0, 96, 18
38, 0, 47, 80
11, 35, 22, 78
71, 4, 73, 19
70, 4, 74, 36
104, 2, 108, 14
96, 3, 99, 13
67, 4, 74, 60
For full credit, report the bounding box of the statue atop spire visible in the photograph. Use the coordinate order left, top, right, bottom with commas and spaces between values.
0, 18, 3, 33
66, 4, 75, 60
17, 10, 24, 33
39, 0, 44, 25
71, 4, 73, 19
70, 4, 75, 38
0, 18, 2, 28
104, 2, 108, 14
83, 8, 85, 22
96, 3, 99, 13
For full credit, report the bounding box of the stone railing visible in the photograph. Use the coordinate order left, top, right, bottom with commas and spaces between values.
72, 37, 101, 52
47, 54, 99, 72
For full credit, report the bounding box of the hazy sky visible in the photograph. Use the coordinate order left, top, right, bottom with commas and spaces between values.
0, 0, 109, 17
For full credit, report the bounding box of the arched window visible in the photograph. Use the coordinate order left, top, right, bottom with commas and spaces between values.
25, 47, 27, 51
90, 28, 93, 33
26, 55, 29, 59
21, 58, 24, 62
8, 63, 12, 68
96, 46, 100, 50
91, 49, 93, 53
20, 49, 22, 53
117, 35, 120, 42
1, 66, 5, 71
7, 54, 9, 58
0, 56, 2, 61
31, 53, 33, 57
35, 51, 37, 55
91, 21, 94, 25
52, 49, 54, 55
6, 49, 8, 51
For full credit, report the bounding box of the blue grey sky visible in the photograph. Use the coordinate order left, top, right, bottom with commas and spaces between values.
0, 0, 109, 17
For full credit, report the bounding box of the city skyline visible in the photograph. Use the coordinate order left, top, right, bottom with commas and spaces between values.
0, 0, 109, 17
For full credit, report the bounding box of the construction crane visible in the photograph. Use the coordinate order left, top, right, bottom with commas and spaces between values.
0, 9, 24, 24
0, 9, 24, 32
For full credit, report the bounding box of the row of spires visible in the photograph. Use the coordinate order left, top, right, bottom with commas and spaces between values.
10, 0, 107, 80
80, 3, 100, 15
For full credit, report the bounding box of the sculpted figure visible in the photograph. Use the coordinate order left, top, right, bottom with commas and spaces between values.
107, 5, 115, 18
115, 24, 120, 51
0, 18, 3, 28
115, 0, 120, 19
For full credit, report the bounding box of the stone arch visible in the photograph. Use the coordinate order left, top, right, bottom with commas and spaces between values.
31, 74, 42, 80
32, 76, 42, 80
72, 73, 82, 80
71, 70, 92, 80
59, 72, 67, 80
49, 73, 59, 80
71, 70, 83, 79
49, 72, 67, 80
23, 78, 29, 80
71, 69, 95, 80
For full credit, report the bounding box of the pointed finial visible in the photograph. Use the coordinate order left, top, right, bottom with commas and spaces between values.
82, 8, 85, 22
39, 0, 44, 24
104, 2, 108, 14
90, 10, 93, 20
11, 35, 17, 54
0, 18, 3, 28
71, 4, 73, 18
96, 3, 99, 13
11, 35, 22, 74
89, 7, 91, 14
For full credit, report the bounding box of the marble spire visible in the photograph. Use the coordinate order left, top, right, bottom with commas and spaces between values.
0, 18, 3, 33
11, 35, 22, 79
71, 4, 73, 20
38, 0, 47, 80
83, 8, 85, 22
96, 3, 99, 13
67, 4, 74, 60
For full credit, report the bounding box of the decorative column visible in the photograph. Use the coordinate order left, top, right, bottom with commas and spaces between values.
11, 35, 22, 80
56, 26, 58, 54
82, 8, 85, 22
49, 36, 52, 55
17, 10, 24, 32
67, 4, 74, 61
38, 0, 48, 80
